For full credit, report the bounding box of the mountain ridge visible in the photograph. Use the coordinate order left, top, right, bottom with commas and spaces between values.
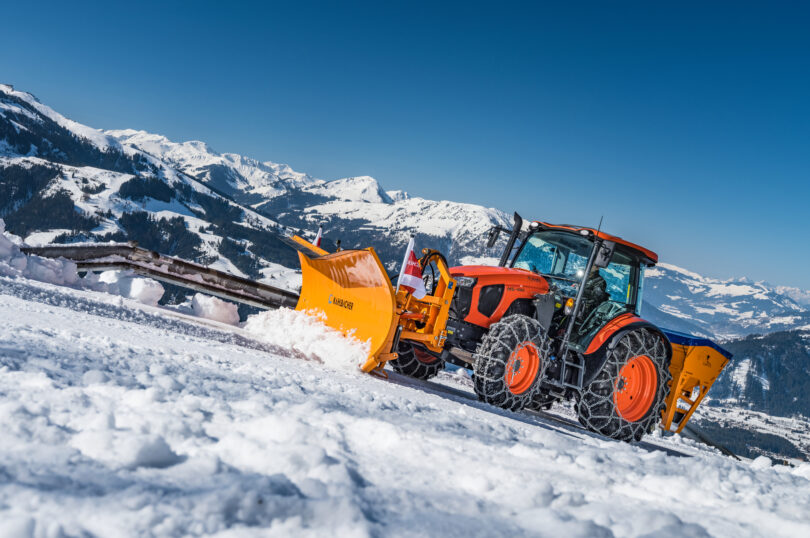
2, 83, 809, 341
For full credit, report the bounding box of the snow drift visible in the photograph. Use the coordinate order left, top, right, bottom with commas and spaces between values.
98, 269, 165, 307
0, 219, 80, 286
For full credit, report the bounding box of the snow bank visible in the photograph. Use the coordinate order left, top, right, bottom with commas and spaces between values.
191, 293, 240, 325
0, 220, 79, 285
244, 309, 368, 372
98, 270, 165, 307
0, 219, 164, 306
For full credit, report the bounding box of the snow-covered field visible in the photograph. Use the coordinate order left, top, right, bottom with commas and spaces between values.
2, 265, 810, 536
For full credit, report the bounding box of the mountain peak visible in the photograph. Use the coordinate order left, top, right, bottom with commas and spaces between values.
107, 129, 211, 156
386, 190, 410, 202
310, 175, 393, 204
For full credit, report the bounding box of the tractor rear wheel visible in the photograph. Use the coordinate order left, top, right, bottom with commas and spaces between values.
390, 342, 444, 380
576, 328, 670, 442
473, 315, 550, 411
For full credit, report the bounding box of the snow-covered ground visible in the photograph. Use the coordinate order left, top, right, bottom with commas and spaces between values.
2, 263, 810, 536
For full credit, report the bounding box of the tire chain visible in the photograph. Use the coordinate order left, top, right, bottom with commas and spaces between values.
575, 328, 671, 442
389, 342, 444, 380
473, 315, 552, 411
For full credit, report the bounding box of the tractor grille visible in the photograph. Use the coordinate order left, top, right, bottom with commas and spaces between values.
477, 285, 504, 318
453, 285, 473, 319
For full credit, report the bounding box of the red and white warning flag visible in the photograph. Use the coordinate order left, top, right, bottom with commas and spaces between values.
314, 225, 323, 247
396, 236, 427, 299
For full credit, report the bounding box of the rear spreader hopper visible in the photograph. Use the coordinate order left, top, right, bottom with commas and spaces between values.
291, 215, 731, 442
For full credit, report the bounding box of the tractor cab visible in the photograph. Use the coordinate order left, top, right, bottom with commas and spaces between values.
508, 222, 654, 352
479, 214, 658, 353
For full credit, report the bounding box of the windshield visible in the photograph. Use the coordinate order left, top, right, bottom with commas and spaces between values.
512, 231, 593, 295
512, 230, 640, 308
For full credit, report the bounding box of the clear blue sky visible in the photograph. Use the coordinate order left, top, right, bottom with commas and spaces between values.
3, 1, 809, 288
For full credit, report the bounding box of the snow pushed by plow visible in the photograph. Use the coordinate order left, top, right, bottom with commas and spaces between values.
1, 273, 810, 536
244, 308, 369, 373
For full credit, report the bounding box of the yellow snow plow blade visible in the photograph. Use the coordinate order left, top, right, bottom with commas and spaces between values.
295, 247, 400, 372
661, 331, 731, 433
292, 235, 457, 375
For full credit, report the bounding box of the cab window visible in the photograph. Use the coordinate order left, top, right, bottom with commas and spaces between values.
600, 250, 638, 307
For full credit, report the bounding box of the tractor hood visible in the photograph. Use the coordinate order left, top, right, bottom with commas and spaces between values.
450, 265, 550, 294
447, 265, 550, 328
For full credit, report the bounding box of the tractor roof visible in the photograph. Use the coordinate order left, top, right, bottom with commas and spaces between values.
532, 221, 658, 265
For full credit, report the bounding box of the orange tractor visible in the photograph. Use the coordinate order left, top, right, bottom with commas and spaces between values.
295, 214, 731, 442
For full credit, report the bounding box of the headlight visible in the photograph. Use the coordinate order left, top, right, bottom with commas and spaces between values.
564, 297, 575, 315
455, 276, 477, 287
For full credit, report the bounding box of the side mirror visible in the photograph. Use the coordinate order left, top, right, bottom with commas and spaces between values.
593, 240, 615, 268
486, 227, 501, 249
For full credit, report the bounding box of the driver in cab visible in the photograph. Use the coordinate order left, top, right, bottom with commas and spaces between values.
580, 266, 609, 320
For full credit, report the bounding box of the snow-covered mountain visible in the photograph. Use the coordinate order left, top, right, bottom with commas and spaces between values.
711, 329, 810, 416
0, 84, 308, 290
642, 264, 810, 340
2, 83, 810, 340
106, 129, 320, 203
107, 129, 512, 267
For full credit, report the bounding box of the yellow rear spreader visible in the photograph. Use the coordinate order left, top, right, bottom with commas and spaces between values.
662, 333, 731, 433
291, 236, 730, 436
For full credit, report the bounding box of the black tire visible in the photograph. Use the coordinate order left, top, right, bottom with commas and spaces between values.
472, 315, 550, 411
576, 328, 671, 442
389, 342, 444, 380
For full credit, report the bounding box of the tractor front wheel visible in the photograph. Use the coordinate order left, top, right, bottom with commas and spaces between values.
473, 315, 550, 411
576, 328, 670, 442
390, 342, 444, 380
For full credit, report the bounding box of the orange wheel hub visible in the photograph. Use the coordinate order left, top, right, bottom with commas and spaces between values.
613, 355, 658, 422
413, 347, 439, 364
504, 342, 541, 395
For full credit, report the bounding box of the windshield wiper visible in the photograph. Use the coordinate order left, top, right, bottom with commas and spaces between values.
537, 273, 581, 284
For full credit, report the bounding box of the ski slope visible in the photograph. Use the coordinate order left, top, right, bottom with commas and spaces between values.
2, 276, 810, 537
